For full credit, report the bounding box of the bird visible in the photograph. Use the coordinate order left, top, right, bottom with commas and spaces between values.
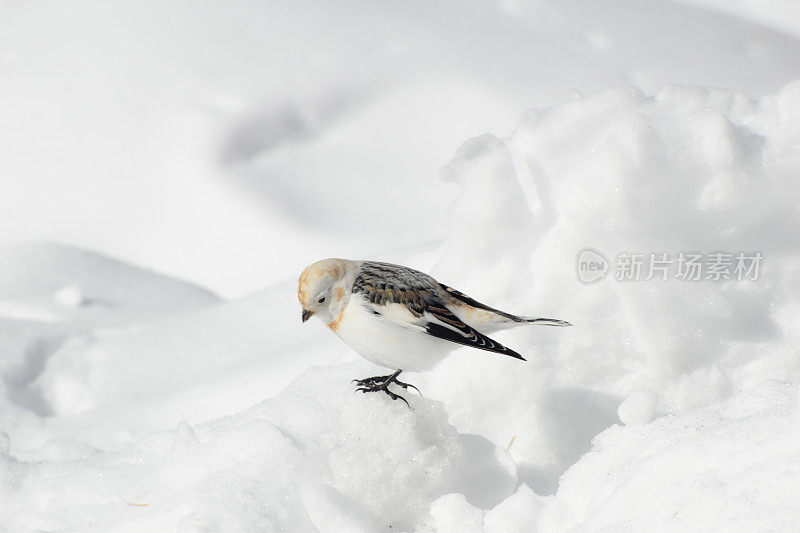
298, 258, 571, 405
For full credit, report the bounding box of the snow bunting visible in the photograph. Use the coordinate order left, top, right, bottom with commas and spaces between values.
298, 259, 571, 405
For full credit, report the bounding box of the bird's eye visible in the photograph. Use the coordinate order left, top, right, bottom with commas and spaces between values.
318, 296, 325, 303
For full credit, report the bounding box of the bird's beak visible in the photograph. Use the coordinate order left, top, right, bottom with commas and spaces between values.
301, 309, 314, 323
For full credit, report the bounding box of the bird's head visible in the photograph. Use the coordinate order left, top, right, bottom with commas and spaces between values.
298, 258, 347, 323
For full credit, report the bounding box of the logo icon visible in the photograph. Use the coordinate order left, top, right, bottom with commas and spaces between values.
576, 248, 609, 284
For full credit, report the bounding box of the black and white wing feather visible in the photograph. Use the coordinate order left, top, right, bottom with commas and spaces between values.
422, 304, 525, 360
441, 283, 572, 327
353, 261, 526, 360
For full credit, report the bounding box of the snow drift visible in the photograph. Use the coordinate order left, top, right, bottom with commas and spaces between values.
2, 80, 800, 530
3, 0, 800, 296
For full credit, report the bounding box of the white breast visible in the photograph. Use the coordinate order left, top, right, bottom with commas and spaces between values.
329, 297, 454, 372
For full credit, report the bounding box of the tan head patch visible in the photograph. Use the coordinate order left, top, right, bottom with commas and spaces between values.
298, 259, 346, 306
298, 269, 312, 306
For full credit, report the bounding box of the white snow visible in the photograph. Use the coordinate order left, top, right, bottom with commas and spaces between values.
540, 381, 800, 531
52, 285, 85, 309
2, 0, 800, 296
617, 390, 660, 426
2, 0, 800, 531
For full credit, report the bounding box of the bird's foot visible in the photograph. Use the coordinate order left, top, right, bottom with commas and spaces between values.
352, 374, 421, 394
352, 374, 392, 388
352, 371, 420, 407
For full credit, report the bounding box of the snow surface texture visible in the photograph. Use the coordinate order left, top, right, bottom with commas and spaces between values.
2, 81, 800, 530
2, 0, 800, 296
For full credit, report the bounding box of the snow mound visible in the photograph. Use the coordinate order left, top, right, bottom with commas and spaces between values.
541, 380, 800, 531
3, 0, 800, 295
617, 389, 659, 425
0, 242, 219, 324
419, 81, 800, 496
3, 366, 518, 531
416, 381, 800, 531
3, 79, 800, 529
29, 283, 335, 448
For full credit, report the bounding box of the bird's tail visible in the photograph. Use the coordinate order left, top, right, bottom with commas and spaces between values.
519, 316, 572, 327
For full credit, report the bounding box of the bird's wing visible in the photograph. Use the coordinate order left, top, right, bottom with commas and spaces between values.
439, 283, 525, 322
441, 283, 572, 328
353, 262, 525, 360
421, 304, 525, 360
352, 261, 443, 316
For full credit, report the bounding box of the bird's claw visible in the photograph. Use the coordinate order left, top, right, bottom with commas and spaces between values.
352, 372, 417, 407
384, 389, 410, 407
352, 375, 392, 388
392, 380, 421, 395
